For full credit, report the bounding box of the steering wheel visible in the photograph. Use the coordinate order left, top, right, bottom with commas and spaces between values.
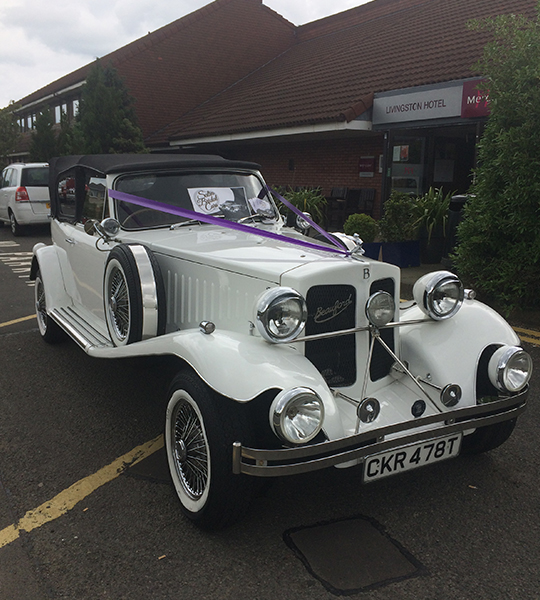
121, 208, 157, 227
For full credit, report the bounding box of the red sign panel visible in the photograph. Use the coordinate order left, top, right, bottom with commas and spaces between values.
461, 79, 490, 118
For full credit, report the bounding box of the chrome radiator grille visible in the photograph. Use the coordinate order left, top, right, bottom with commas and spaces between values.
305, 285, 356, 387
305, 279, 396, 387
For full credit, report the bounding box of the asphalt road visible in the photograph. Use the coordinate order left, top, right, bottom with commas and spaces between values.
0, 224, 539, 600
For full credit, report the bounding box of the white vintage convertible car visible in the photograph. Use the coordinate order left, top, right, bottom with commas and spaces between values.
31, 154, 532, 529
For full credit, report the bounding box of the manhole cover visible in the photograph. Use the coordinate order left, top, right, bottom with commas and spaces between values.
284, 515, 426, 595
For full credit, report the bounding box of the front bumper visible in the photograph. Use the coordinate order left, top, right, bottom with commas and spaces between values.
232, 389, 528, 477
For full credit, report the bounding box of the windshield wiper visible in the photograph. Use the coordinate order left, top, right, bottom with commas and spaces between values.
170, 215, 225, 230
238, 213, 275, 224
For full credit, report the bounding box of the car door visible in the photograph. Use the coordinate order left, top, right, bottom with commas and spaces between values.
53, 169, 110, 326
0, 168, 14, 220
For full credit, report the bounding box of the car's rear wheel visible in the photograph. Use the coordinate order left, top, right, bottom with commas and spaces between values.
9, 212, 23, 236
461, 418, 517, 454
103, 245, 165, 346
35, 270, 65, 343
165, 370, 255, 530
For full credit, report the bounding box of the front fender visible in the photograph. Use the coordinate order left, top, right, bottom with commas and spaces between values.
89, 328, 343, 436
399, 300, 520, 401
31, 243, 71, 311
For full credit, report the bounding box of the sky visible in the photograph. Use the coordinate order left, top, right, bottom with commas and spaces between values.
0, 0, 369, 109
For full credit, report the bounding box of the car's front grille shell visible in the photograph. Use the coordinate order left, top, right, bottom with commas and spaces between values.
305, 285, 357, 387
304, 279, 396, 388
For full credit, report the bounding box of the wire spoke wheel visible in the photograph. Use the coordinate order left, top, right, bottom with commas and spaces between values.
34, 269, 65, 343
173, 399, 209, 500
35, 275, 48, 334
107, 266, 130, 341
165, 371, 256, 530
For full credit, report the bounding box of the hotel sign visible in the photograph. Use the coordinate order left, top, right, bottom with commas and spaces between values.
373, 80, 489, 125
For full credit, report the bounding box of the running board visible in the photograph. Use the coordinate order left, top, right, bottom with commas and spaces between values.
50, 307, 114, 351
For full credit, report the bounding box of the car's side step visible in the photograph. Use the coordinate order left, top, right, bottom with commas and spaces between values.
50, 307, 114, 351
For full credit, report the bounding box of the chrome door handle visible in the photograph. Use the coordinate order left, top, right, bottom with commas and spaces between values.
65, 238, 76, 244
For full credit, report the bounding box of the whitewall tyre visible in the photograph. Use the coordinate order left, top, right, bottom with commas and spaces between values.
103, 244, 165, 346
35, 270, 65, 344
165, 370, 255, 530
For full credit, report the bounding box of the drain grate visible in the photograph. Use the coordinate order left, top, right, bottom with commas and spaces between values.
284, 515, 426, 595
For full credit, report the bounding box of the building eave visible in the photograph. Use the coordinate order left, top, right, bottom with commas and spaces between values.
14, 81, 86, 113
168, 119, 372, 147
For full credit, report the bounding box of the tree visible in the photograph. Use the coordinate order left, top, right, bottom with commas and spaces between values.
454, 6, 540, 309
78, 60, 146, 154
0, 103, 21, 167
29, 108, 57, 161
57, 110, 85, 156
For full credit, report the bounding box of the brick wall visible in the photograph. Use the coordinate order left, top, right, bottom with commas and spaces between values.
229, 135, 385, 220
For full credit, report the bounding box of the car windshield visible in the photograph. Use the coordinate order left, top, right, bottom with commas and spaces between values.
114, 171, 278, 230
21, 167, 48, 187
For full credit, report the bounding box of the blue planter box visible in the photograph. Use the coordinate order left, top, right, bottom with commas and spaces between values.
362, 242, 382, 260
380, 241, 420, 268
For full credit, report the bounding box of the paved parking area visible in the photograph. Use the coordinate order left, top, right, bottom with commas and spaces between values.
1, 226, 539, 600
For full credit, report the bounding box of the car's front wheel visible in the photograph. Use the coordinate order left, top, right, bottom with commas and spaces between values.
165, 370, 255, 530
35, 270, 65, 343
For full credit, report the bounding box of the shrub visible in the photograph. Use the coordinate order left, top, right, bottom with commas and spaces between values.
453, 10, 540, 308
279, 187, 327, 226
378, 191, 422, 242
416, 187, 453, 242
343, 213, 379, 242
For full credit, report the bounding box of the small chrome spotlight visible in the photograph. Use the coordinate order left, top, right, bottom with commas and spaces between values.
440, 384, 462, 407
365, 291, 395, 328
357, 398, 380, 423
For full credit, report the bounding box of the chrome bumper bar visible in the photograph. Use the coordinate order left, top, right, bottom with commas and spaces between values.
232, 390, 528, 477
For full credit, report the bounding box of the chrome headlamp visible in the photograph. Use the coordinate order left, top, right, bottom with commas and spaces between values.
270, 388, 324, 444
488, 346, 533, 393
413, 271, 464, 320
366, 291, 395, 327
255, 287, 307, 343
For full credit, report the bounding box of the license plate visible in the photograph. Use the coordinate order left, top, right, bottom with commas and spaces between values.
363, 433, 462, 482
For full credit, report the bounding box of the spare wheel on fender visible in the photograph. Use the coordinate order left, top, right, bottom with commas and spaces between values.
104, 244, 166, 346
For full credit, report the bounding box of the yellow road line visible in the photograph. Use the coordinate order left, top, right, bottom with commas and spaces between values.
518, 335, 540, 346
513, 326, 540, 338
0, 315, 36, 329
0, 435, 164, 550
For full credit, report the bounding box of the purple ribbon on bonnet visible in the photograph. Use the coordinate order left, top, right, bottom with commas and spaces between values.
107, 185, 351, 256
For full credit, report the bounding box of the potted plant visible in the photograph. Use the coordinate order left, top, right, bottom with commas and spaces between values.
378, 191, 422, 268
416, 187, 453, 264
279, 187, 327, 226
343, 213, 381, 259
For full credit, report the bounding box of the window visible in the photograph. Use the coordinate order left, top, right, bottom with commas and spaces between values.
55, 106, 61, 124
56, 168, 107, 223
57, 169, 77, 220
73, 99, 79, 117
1, 169, 12, 188
115, 171, 276, 230
21, 167, 49, 187
82, 175, 107, 222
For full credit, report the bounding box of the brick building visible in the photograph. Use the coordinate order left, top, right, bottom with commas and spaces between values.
10, 0, 537, 224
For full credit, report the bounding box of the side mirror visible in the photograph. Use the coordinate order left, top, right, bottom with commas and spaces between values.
99, 218, 121, 238
84, 217, 120, 240
84, 219, 99, 235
